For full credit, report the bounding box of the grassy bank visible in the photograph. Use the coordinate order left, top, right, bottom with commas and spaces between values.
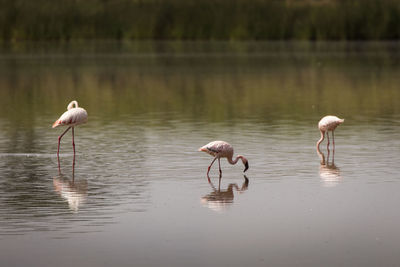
1, 0, 400, 41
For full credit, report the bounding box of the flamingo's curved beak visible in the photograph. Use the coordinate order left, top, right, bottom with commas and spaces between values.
244, 161, 249, 172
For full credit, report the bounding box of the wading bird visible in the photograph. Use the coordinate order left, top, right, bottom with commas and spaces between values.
198, 141, 249, 177
52, 100, 88, 166
317, 115, 344, 150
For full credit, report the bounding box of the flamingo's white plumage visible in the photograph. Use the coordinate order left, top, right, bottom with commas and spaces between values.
198, 140, 249, 177
317, 115, 344, 149
53, 100, 88, 164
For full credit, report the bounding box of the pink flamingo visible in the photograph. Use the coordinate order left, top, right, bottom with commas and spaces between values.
198, 141, 249, 177
52, 100, 88, 166
317, 115, 344, 150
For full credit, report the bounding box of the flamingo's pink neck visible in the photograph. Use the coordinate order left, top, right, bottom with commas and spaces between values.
227, 155, 249, 172
67, 100, 79, 110
316, 145, 325, 165
316, 130, 325, 149
227, 155, 241, 165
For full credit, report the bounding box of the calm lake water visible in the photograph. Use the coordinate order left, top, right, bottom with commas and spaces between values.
0, 41, 400, 266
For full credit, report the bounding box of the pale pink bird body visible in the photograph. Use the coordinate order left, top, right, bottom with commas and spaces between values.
198, 141, 249, 177
317, 115, 344, 150
52, 100, 88, 165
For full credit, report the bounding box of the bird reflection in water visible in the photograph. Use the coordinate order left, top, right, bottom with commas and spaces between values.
201, 175, 249, 211
53, 167, 87, 212
317, 146, 342, 187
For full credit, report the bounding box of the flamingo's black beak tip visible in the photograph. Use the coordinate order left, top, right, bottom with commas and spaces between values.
244, 162, 249, 172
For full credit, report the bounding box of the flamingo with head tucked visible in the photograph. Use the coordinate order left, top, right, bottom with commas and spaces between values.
198, 141, 249, 177
52, 100, 88, 165
317, 115, 344, 150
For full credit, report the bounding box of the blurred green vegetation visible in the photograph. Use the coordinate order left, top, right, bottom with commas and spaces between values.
1, 0, 400, 41
0, 42, 399, 126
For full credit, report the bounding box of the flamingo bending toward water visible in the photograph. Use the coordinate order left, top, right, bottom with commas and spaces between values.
317, 115, 344, 150
198, 141, 249, 177
52, 100, 88, 164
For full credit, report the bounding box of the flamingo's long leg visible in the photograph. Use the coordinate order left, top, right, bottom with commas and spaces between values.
57, 126, 71, 159
327, 148, 331, 162
218, 158, 222, 177
207, 157, 218, 176
57, 126, 71, 172
72, 127, 75, 154
332, 130, 335, 149
72, 163, 75, 181
72, 127, 76, 171
326, 131, 330, 150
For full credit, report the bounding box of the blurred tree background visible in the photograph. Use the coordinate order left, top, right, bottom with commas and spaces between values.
0, 0, 400, 41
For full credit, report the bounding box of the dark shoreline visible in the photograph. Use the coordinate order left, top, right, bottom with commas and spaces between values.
1, 0, 400, 42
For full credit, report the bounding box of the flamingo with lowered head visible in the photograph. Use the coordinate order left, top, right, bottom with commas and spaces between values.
317, 115, 344, 150
52, 100, 88, 163
198, 141, 249, 177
